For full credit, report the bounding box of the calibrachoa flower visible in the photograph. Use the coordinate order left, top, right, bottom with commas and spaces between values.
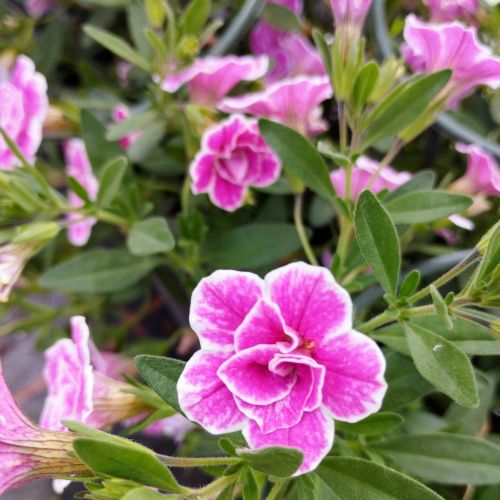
330, 156, 412, 200
330, 0, 373, 27
177, 262, 387, 474
219, 76, 333, 136
402, 15, 500, 107
112, 104, 142, 148
190, 115, 281, 212
452, 143, 500, 197
160, 56, 269, 108
64, 139, 99, 247
40, 316, 151, 432
0, 55, 48, 169
0, 362, 90, 495
423, 0, 478, 22
0, 243, 38, 302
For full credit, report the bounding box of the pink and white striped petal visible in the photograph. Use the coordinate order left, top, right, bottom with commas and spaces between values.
243, 407, 334, 475
177, 350, 245, 434
189, 270, 264, 350
315, 330, 387, 422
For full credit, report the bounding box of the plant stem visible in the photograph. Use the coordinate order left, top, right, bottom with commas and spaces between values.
96, 210, 130, 228
336, 215, 352, 271
366, 140, 402, 190
294, 194, 318, 266
338, 101, 348, 154
156, 454, 240, 468
267, 479, 287, 500
190, 472, 241, 498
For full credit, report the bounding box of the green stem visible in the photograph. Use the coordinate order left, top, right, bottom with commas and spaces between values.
181, 175, 191, 216
96, 210, 130, 228
294, 194, 318, 266
336, 216, 353, 270
190, 472, 241, 498
366, 140, 402, 190
267, 479, 287, 500
156, 454, 240, 468
339, 101, 348, 154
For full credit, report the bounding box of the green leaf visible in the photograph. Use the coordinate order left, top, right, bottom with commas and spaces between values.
81, 110, 123, 172
354, 190, 400, 297
97, 156, 128, 209
241, 468, 259, 500
385, 191, 472, 224
73, 438, 187, 493
336, 412, 403, 435
32, 20, 66, 77
360, 70, 451, 149
39, 249, 159, 293
385, 171, 435, 202
135, 355, 185, 413
404, 322, 479, 408
317, 457, 443, 499
312, 29, 332, 77
123, 487, 167, 500
371, 433, 500, 485
352, 61, 379, 112
107, 110, 159, 141
476, 222, 500, 284
202, 223, 302, 270
430, 285, 453, 330
127, 217, 175, 256
260, 3, 302, 32
236, 446, 303, 478
83, 24, 150, 71
399, 270, 421, 298
453, 341, 500, 356
128, 122, 166, 163
181, 0, 211, 35
259, 119, 336, 202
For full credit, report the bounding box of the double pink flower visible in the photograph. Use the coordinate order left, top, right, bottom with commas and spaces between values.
178, 262, 387, 474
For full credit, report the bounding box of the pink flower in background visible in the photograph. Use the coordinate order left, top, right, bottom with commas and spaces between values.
219, 76, 333, 136
112, 104, 142, 148
64, 139, 98, 247
190, 115, 281, 211
0, 55, 48, 169
330, 0, 373, 26
25, 0, 57, 17
269, 0, 303, 14
453, 143, 500, 196
402, 15, 500, 107
423, 0, 478, 22
178, 262, 387, 474
160, 56, 269, 108
40, 316, 146, 432
0, 362, 89, 495
142, 414, 196, 444
330, 156, 412, 199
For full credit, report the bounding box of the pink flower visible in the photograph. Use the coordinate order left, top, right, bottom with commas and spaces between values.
402, 15, 500, 107
64, 139, 99, 247
330, 156, 412, 200
178, 262, 387, 474
111, 104, 142, 148
330, 0, 373, 26
0, 243, 36, 302
423, 0, 478, 22
453, 143, 500, 197
0, 55, 48, 169
142, 414, 196, 444
219, 76, 333, 136
190, 115, 281, 211
25, 0, 57, 17
160, 56, 269, 108
40, 316, 148, 432
0, 361, 89, 495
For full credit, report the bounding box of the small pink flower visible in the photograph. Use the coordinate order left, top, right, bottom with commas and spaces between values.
423, 0, 478, 22
219, 76, 333, 136
190, 115, 281, 211
0, 55, 48, 170
330, 156, 412, 200
454, 143, 500, 197
178, 262, 387, 474
117, 61, 133, 85
402, 15, 500, 107
330, 0, 373, 26
64, 139, 99, 247
111, 104, 142, 148
160, 56, 269, 108
0, 362, 89, 495
40, 316, 147, 432
25, 0, 57, 18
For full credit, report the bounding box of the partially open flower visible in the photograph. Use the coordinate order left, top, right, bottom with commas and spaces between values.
0, 361, 90, 495
0, 55, 48, 169
111, 104, 143, 149
64, 139, 99, 247
0, 243, 37, 302
423, 0, 478, 22
190, 115, 281, 212
160, 56, 269, 108
178, 262, 387, 474
402, 15, 500, 108
40, 316, 150, 432
219, 76, 333, 136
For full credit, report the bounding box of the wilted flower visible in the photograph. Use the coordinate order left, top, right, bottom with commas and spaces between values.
330, 156, 412, 200
0, 243, 36, 302
190, 115, 281, 211
330, 0, 373, 27
219, 76, 333, 136
402, 15, 500, 108
40, 316, 150, 432
160, 56, 269, 108
423, 0, 478, 22
178, 262, 387, 474
64, 139, 99, 247
0, 361, 89, 495
112, 104, 142, 149
0, 55, 48, 169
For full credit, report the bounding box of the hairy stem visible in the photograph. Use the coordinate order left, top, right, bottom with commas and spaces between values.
366, 140, 402, 190
156, 454, 240, 468
294, 194, 318, 265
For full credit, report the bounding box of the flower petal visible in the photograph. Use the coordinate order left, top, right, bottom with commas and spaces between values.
177, 350, 245, 434
243, 407, 334, 475
315, 330, 387, 422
